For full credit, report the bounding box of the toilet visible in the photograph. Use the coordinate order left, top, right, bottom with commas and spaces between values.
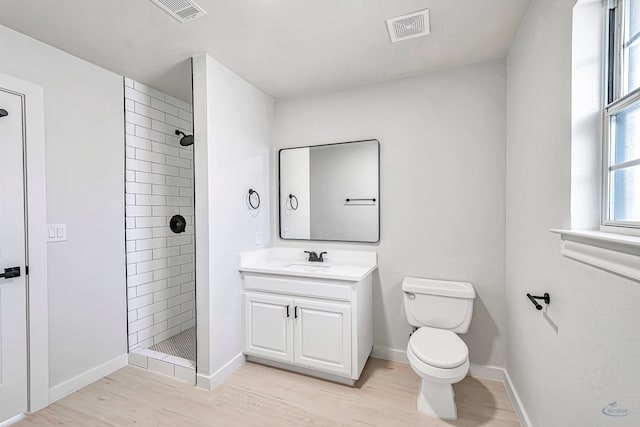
402, 276, 476, 420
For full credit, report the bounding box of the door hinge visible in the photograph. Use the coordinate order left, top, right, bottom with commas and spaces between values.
26, 265, 29, 275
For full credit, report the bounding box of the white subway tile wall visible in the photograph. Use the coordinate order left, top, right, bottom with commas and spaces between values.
124, 78, 195, 351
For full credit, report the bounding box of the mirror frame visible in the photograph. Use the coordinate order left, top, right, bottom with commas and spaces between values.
278, 139, 380, 243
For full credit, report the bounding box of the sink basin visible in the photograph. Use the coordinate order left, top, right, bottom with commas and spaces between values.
287, 262, 332, 269
286, 263, 332, 273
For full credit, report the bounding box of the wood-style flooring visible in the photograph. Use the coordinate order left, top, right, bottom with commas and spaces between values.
17, 358, 520, 426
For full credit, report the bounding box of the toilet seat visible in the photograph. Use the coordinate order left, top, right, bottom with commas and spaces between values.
408, 327, 468, 369
406, 327, 469, 385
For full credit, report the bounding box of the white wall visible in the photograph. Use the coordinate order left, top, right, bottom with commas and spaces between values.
124, 79, 195, 352
280, 147, 311, 239
193, 54, 273, 386
571, 0, 604, 230
506, 1, 640, 425
0, 25, 126, 389
273, 59, 507, 368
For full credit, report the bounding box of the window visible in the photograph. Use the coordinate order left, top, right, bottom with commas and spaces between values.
604, 0, 640, 227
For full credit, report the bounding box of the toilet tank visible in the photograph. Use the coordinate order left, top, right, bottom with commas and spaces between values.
402, 277, 476, 333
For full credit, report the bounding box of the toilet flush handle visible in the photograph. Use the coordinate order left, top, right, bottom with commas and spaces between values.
404, 292, 416, 300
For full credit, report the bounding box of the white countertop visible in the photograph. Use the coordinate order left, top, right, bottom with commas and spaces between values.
238, 247, 377, 282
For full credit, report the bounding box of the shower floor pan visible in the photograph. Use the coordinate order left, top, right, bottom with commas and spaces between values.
150, 327, 196, 361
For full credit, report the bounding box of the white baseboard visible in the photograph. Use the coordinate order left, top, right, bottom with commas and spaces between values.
371, 346, 530, 426
503, 369, 532, 427
371, 346, 409, 363
197, 353, 245, 391
372, 346, 503, 381
48, 354, 128, 404
0, 414, 25, 427
468, 363, 505, 381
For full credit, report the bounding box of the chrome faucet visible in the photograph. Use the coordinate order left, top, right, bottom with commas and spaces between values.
304, 251, 327, 262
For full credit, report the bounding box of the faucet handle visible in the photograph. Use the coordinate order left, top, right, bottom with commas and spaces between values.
318, 252, 327, 262
304, 251, 319, 261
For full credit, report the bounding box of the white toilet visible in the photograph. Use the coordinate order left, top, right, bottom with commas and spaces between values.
402, 276, 476, 420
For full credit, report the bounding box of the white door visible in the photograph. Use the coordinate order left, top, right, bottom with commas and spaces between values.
0, 90, 28, 422
244, 293, 293, 363
294, 299, 351, 376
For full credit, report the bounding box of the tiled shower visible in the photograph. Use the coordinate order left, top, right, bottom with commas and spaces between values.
124, 78, 196, 382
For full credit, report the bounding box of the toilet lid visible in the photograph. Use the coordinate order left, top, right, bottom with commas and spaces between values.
409, 327, 468, 369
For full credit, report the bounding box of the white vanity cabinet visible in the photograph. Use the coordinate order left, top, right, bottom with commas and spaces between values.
244, 292, 352, 376
239, 248, 376, 385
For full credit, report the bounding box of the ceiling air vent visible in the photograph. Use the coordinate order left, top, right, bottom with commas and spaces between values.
386, 9, 430, 43
149, 0, 207, 23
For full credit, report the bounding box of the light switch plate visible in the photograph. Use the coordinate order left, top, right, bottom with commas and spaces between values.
255, 231, 262, 245
47, 224, 67, 242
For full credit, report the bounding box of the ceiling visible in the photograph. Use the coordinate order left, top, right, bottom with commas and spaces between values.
0, 0, 530, 102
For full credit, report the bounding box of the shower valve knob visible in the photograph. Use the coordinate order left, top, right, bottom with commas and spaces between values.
170, 215, 187, 234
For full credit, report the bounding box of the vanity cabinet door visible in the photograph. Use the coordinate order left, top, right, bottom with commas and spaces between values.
244, 293, 294, 363
293, 300, 352, 376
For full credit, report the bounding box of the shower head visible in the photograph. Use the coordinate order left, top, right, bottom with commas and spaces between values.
175, 130, 194, 146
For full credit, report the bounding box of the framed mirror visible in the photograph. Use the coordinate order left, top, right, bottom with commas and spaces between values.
279, 139, 380, 243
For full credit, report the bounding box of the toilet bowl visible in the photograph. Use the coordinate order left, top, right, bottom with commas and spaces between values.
406, 327, 469, 419
402, 277, 476, 420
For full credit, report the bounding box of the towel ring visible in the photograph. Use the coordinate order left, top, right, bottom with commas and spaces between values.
287, 194, 299, 211
248, 189, 260, 210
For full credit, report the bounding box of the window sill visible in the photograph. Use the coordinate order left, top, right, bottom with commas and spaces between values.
550, 229, 640, 282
